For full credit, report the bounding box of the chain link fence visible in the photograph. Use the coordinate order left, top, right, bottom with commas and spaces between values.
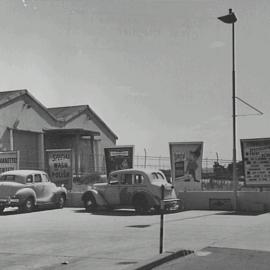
70, 154, 243, 191
14, 152, 242, 191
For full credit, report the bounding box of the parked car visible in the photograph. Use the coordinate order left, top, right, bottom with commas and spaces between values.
0, 170, 67, 214
81, 168, 180, 214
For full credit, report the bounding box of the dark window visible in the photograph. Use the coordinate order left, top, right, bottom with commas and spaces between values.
34, 174, 42, 183
121, 174, 132, 185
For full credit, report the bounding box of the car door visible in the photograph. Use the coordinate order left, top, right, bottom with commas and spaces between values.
39, 173, 57, 204
33, 173, 54, 204
32, 173, 45, 203
103, 174, 120, 206
118, 173, 134, 205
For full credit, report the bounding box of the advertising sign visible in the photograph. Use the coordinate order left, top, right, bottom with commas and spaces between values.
169, 142, 203, 192
0, 151, 19, 173
46, 149, 72, 190
104, 145, 134, 176
241, 138, 270, 186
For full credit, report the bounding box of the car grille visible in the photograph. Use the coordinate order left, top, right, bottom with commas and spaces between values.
0, 185, 17, 198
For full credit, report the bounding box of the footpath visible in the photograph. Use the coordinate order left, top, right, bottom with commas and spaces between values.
126, 210, 270, 270
127, 246, 270, 270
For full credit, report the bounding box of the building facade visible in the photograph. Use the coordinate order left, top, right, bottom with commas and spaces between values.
0, 89, 118, 177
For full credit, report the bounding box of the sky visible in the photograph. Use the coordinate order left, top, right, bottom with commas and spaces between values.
0, 0, 269, 161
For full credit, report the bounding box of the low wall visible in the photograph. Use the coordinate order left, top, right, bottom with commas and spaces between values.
66, 192, 84, 208
178, 191, 270, 212
66, 190, 270, 213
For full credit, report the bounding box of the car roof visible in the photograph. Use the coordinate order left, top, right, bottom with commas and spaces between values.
0, 170, 47, 176
110, 168, 164, 175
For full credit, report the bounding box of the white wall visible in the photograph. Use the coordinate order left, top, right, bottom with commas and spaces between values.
0, 99, 53, 134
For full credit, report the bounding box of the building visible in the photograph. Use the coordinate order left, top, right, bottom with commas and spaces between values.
0, 89, 118, 180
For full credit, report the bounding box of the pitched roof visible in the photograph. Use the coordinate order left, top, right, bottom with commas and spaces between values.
0, 89, 118, 140
48, 105, 118, 140
0, 89, 58, 122
0, 89, 27, 106
47, 105, 88, 121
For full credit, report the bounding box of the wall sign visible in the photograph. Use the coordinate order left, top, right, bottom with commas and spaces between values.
46, 149, 72, 190
169, 142, 203, 191
104, 145, 134, 176
0, 151, 19, 173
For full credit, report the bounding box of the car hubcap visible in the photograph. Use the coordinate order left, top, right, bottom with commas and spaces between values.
59, 197, 64, 206
26, 200, 32, 209
86, 200, 92, 207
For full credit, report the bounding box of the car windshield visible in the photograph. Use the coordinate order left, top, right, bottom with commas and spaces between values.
0, 174, 25, 184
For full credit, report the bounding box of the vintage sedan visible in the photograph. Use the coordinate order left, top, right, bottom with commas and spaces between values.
0, 170, 67, 214
81, 168, 180, 214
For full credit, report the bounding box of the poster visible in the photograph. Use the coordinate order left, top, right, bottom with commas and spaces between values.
104, 145, 134, 176
169, 142, 203, 191
241, 138, 270, 186
0, 151, 19, 173
46, 149, 72, 190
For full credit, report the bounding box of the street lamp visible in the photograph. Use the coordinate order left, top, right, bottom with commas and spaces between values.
218, 9, 238, 211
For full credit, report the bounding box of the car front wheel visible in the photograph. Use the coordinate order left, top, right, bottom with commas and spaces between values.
84, 196, 97, 213
57, 195, 66, 209
0, 206, 4, 215
20, 198, 34, 213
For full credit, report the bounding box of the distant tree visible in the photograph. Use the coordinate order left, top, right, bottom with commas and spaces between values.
213, 162, 229, 179
227, 160, 244, 179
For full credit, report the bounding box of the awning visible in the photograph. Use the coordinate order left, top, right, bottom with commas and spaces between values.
43, 128, 100, 137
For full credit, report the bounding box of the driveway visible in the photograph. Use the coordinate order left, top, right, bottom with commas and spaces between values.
0, 208, 270, 270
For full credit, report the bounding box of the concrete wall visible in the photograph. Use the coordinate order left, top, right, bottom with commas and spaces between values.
66, 192, 84, 207
178, 191, 270, 212
66, 190, 270, 212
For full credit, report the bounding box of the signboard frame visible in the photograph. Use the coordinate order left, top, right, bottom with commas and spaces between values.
104, 145, 134, 176
0, 151, 19, 173
169, 141, 203, 191
241, 137, 270, 187
46, 149, 73, 190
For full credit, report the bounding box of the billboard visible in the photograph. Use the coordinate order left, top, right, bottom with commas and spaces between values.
104, 145, 134, 176
241, 138, 270, 186
46, 149, 72, 190
0, 151, 19, 173
169, 142, 203, 192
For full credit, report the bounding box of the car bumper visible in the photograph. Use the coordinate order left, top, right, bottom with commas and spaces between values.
162, 198, 181, 211
0, 198, 20, 207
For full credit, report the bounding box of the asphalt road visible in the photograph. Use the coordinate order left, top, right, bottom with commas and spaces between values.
1, 207, 270, 270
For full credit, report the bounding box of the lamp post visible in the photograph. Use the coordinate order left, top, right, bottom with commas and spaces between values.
218, 9, 238, 211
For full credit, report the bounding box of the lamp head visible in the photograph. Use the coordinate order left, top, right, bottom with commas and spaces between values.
218, 8, 237, 24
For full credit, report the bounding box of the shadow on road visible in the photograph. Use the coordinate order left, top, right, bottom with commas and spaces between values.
73, 209, 141, 216
0, 207, 61, 216
72, 208, 183, 216
215, 211, 264, 216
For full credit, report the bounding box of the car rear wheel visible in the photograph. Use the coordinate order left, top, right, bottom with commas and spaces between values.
57, 195, 66, 209
21, 198, 34, 213
84, 196, 97, 213
133, 195, 149, 214
0, 206, 4, 215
